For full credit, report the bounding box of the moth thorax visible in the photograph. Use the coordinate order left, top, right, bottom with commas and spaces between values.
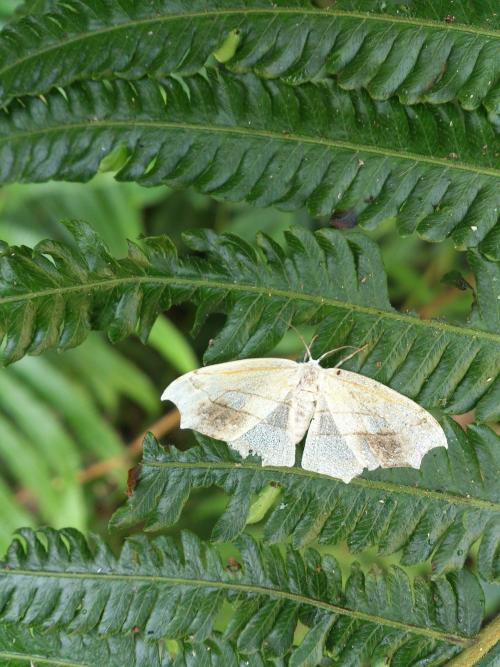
288, 363, 319, 443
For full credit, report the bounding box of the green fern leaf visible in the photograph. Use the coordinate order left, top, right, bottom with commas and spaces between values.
0, 625, 278, 667
0, 222, 498, 413
1, 71, 498, 251
0, 222, 498, 417
0, 0, 497, 113
0, 528, 485, 664
164, 635, 277, 666
0, 624, 165, 667
111, 421, 500, 582
8, 0, 57, 22
7, 624, 460, 667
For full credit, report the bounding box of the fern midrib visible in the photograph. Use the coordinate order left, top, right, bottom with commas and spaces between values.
1, 274, 499, 344
0, 6, 496, 84
142, 459, 500, 512
0, 568, 471, 645
3, 120, 498, 179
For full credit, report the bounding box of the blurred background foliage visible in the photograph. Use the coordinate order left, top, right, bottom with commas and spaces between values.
1, 0, 495, 621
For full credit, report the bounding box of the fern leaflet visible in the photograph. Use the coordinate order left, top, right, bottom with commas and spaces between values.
0, 71, 498, 251
112, 422, 500, 582
0, 528, 485, 664
0, 624, 164, 667
0, 0, 497, 113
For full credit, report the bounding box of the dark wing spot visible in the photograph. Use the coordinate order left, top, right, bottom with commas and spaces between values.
365, 433, 409, 467
195, 400, 244, 432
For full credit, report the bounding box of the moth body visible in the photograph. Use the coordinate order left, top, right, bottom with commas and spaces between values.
287, 360, 319, 443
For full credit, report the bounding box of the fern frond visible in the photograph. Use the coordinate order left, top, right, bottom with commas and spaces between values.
1, 627, 466, 667
111, 421, 500, 582
0, 222, 498, 417
0, 624, 164, 667
164, 635, 274, 667
0, 528, 484, 664
1, 72, 498, 251
0, 625, 297, 667
0, 0, 497, 113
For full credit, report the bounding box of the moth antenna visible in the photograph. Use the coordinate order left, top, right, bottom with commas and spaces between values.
333, 344, 369, 368
300, 334, 320, 361
285, 321, 314, 360
307, 334, 318, 360
317, 345, 359, 363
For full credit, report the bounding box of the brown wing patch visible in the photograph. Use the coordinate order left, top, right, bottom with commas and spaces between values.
192, 399, 248, 433
361, 432, 410, 467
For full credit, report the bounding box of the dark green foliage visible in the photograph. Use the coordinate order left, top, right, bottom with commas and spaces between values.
9, 0, 57, 20
112, 421, 500, 582
0, 528, 484, 664
0, 2, 498, 663
0, 223, 498, 417
167, 618, 494, 667
0, 625, 165, 667
0, 625, 295, 666
162, 636, 278, 667
0, 0, 497, 112
0, 71, 498, 251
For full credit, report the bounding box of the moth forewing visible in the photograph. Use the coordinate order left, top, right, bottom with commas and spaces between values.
161, 357, 302, 448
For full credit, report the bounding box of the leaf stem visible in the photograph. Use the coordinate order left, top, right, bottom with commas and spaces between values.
447, 615, 500, 666
142, 459, 500, 512
3, 120, 498, 179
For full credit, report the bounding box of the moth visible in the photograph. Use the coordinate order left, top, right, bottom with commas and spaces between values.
162, 348, 447, 483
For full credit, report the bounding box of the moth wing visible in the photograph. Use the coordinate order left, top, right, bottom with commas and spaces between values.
162, 358, 302, 466
301, 368, 447, 483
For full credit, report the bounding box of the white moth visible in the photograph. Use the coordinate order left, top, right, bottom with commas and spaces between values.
162, 350, 447, 483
